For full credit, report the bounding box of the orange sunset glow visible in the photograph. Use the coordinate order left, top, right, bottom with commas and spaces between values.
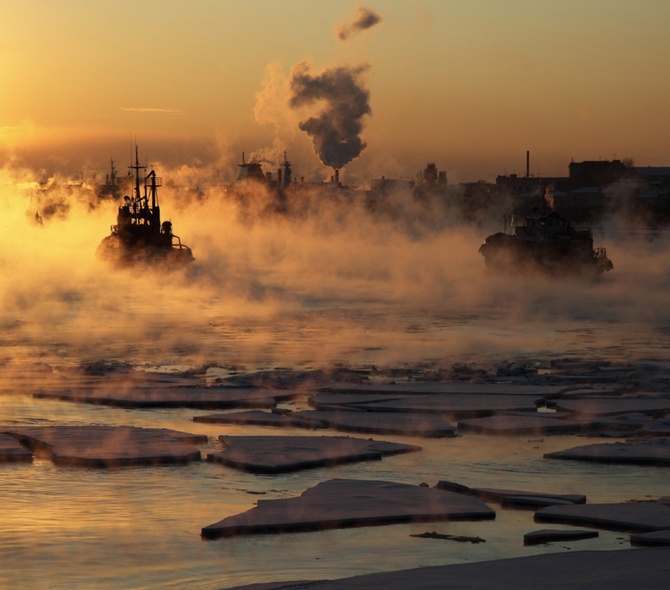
2, 1, 669, 182
3, 4, 670, 590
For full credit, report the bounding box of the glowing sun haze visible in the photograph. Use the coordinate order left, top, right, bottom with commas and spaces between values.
2, 0, 670, 182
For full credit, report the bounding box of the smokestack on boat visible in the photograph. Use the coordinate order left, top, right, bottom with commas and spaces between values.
333, 168, 340, 185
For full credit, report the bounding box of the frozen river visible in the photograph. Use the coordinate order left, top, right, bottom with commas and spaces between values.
2, 187, 670, 588
3, 390, 670, 590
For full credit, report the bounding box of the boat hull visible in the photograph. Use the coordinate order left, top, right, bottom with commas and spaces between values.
97, 234, 194, 269
479, 232, 613, 277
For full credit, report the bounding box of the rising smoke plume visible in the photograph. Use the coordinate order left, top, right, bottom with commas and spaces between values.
289, 62, 371, 170
337, 6, 383, 41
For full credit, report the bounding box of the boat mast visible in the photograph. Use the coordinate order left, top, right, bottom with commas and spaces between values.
129, 145, 147, 204
146, 170, 161, 214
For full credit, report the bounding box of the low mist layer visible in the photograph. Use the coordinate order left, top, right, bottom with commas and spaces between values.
1, 162, 669, 373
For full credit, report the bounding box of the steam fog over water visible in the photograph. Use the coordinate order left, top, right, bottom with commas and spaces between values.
3, 164, 670, 372
2, 165, 670, 588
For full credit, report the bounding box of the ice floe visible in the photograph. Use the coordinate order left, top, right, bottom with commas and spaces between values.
202, 478, 495, 539
2, 425, 205, 467
221, 548, 670, 589
34, 387, 295, 409
207, 435, 421, 474
535, 500, 670, 532
545, 438, 670, 466
0, 433, 33, 463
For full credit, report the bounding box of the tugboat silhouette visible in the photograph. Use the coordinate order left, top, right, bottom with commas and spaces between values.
479, 210, 612, 277
97, 146, 194, 268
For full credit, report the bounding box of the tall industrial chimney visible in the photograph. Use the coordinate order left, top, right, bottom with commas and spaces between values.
526, 150, 530, 178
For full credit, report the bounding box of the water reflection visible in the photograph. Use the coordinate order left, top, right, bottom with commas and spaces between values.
3, 392, 670, 590
1, 223, 670, 587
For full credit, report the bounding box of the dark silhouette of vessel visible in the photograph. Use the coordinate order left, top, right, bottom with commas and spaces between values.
97, 147, 194, 267
96, 158, 133, 201
479, 210, 613, 276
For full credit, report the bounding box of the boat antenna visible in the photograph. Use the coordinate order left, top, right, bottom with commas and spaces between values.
129, 145, 147, 202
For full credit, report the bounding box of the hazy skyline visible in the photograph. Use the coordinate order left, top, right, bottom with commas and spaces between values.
2, 0, 670, 183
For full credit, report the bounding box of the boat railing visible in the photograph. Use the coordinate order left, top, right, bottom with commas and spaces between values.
171, 234, 190, 251
145, 176, 163, 188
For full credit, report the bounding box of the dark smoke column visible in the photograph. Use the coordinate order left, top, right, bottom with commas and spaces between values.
337, 6, 383, 41
289, 62, 371, 171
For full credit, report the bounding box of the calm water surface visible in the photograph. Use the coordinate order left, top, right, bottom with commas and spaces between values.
4, 394, 670, 590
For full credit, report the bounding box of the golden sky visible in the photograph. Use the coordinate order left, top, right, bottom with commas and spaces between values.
2, 0, 670, 182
